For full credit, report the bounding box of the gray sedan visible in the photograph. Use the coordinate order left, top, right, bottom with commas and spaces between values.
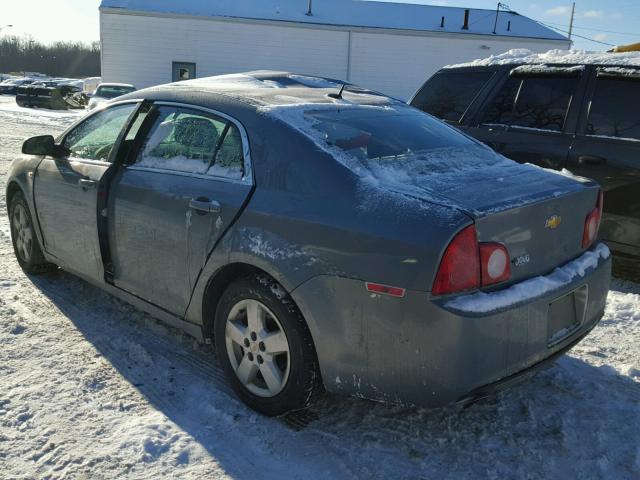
6, 72, 611, 416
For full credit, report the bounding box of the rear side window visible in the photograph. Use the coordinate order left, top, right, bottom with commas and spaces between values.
587, 77, 640, 140
134, 105, 244, 179
411, 71, 493, 123
482, 76, 578, 132
511, 77, 578, 131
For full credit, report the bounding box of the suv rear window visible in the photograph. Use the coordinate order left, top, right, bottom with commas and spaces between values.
587, 77, 640, 140
96, 86, 135, 99
411, 71, 493, 123
482, 75, 578, 132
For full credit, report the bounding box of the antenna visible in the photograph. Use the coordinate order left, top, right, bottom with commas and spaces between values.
306, 0, 313, 16
567, 2, 576, 48
328, 83, 346, 99
493, 2, 510, 34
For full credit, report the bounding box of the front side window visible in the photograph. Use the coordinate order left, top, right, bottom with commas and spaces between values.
412, 70, 494, 123
587, 77, 640, 140
135, 106, 244, 179
64, 103, 137, 161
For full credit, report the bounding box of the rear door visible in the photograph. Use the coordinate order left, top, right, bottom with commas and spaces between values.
33, 102, 139, 281
466, 66, 587, 170
567, 67, 640, 257
108, 102, 253, 315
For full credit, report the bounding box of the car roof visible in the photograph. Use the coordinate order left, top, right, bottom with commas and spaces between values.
117, 71, 399, 111
443, 48, 640, 70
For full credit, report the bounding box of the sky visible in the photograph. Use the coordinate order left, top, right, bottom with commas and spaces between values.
1, 0, 638, 50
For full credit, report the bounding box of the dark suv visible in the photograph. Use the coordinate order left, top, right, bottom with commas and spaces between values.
410, 62, 640, 278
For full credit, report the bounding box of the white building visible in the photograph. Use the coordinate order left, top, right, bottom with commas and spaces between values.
99, 0, 569, 100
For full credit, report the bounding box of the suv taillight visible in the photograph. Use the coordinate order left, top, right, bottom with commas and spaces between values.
582, 190, 603, 249
433, 225, 511, 296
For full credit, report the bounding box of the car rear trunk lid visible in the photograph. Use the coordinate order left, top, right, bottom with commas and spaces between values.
379, 146, 600, 285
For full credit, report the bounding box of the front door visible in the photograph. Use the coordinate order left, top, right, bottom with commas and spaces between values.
172, 62, 196, 82
109, 103, 252, 315
33, 103, 139, 281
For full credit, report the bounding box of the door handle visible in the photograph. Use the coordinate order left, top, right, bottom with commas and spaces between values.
189, 198, 221, 214
78, 179, 97, 189
578, 155, 606, 166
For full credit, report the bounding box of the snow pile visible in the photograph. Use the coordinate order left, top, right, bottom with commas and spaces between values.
597, 66, 640, 78
447, 243, 611, 314
510, 64, 585, 75
447, 48, 640, 69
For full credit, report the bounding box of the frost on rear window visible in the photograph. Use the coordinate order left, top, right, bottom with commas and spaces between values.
260, 103, 585, 216
261, 103, 506, 188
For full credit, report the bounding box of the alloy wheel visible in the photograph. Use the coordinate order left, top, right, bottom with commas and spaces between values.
225, 299, 291, 397
12, 203, 33, 263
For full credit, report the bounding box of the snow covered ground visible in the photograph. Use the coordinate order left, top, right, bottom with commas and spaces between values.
0, 95, 639, 479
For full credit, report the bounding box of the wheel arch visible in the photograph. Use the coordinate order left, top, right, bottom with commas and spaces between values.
5, 181, 22, 209
201, 262, 313, 344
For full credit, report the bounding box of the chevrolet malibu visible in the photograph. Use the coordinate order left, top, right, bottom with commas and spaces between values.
6, 72, 611, 416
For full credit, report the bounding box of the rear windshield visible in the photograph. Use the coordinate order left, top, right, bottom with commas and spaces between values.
96, 86, 135, 98
305, 107, 475, 162
274, 105, 507, 191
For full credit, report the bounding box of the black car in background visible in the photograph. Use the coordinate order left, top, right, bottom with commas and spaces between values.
15, 81, 83, 110
410, 60, 640, 279
0, 78, 35, 95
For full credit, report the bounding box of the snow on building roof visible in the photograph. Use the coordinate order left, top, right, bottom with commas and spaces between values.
99, 0, 567, 41
446, 48, 640, 68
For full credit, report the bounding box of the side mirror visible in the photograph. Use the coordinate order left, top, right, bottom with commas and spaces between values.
22, 135, 69, 157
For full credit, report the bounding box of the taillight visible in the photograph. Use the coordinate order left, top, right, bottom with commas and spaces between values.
432, 225, 480, 295
480, 243, 511, 286
433, 225, 511, 295
582, 190, 603, 249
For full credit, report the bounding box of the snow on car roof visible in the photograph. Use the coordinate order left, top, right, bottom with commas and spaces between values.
100, 0, 566, 40
165, 71, 395, 107
446, 48, 640, 69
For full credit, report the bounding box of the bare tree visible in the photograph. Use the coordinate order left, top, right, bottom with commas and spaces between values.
0, 35, 100, 78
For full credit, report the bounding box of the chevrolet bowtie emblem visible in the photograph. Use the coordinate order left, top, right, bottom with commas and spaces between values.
545, 215, 562, 230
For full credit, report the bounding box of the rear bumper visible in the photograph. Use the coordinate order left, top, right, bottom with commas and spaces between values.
292, 243, 611, 408
455, 319, 599, 406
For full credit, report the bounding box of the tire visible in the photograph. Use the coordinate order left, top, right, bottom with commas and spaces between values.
214, 274, 322, 416
9, 191, 56, 274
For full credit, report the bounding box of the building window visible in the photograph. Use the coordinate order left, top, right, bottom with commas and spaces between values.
172, 62, 197, 82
